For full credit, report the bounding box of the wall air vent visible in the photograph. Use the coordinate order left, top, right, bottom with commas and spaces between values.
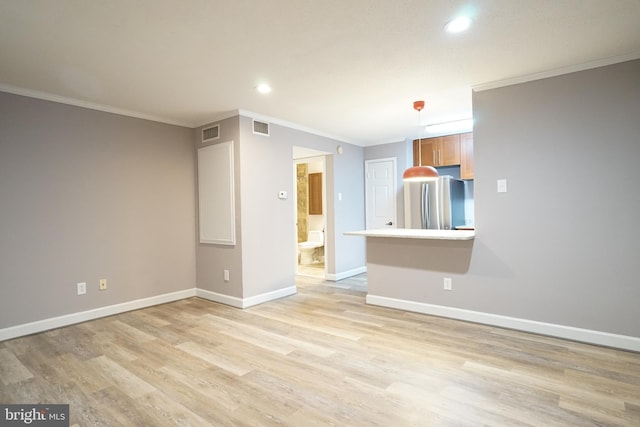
253, 120, 270, 136
202, 124, 220, 143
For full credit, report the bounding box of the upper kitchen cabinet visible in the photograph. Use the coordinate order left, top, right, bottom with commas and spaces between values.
412, 132, 474, 180
460, 132, 474, 180
413, 134, 461, 167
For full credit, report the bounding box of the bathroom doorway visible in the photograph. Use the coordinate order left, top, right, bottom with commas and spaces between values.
293, 147, 328, 278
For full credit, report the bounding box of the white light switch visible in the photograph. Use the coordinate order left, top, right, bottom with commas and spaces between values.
278, 191, 287, 199
338, 192, 343, 201
497, 179, 508, 193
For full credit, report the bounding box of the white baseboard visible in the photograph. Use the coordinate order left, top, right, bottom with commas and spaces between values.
195, 288, 244, 308
1, 285, 299, 342
0, 288, 197, 342
326, 266, 367, 282
196, 286, 297, 309
366, 294, 640, 353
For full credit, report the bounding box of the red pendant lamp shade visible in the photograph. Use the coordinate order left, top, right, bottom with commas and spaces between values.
403, 100, 439, 182
402, 164, 439, 181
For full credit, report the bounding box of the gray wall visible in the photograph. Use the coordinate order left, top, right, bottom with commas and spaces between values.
194, 116, 244, 298
0, 92, 367, 330
195, 115, 366, 300
329, 138, 367, 275
0, 92, 196, 328
238, 116, 297, 297
239, 117, 366, 284
472, 59, 640, 335
368, 59, 640, 337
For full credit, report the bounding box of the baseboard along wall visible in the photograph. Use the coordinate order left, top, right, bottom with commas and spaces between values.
0, 285, 297, 342
4, 281, 637, 353
325, 266, 367, 282
366, 294, 640, 353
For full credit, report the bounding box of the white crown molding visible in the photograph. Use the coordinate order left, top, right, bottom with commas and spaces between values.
236, 109, 358, 145
194, 109, 358, 145
0, 84, 195, 128
196, 109, 243, 127
366, 294, 640, 353
473, 51, 640, 92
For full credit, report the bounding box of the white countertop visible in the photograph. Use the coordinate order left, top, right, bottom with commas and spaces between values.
344, 228, 475, 240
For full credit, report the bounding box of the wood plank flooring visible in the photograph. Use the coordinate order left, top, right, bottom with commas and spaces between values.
296, 262, 325, 278
1, 274, 639, 426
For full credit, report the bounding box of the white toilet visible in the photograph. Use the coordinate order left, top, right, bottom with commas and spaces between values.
298, 230, 324, 265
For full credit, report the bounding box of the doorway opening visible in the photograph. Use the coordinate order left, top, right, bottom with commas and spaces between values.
293, 147, 329, 279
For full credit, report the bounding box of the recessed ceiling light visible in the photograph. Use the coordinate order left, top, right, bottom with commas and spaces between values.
256, 83, 272, 94
445, 16, 471, 33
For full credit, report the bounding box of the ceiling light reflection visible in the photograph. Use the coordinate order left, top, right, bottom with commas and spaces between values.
445, 17, 471, 33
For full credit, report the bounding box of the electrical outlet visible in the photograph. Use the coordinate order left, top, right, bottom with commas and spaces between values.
443, 277, 453, 291
99, 279, 107, 290
223, 270, 230, 282
77, 282, 86, 295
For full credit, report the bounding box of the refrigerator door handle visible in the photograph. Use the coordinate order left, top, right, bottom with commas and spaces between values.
435, 178, 442, 229
422, 182, 430, 229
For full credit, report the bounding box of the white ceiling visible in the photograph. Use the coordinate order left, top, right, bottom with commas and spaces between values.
1, 0, 639, 146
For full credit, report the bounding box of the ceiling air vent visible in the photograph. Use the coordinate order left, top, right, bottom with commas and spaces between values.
253, 120, 270, 136
202, 124, 220, 143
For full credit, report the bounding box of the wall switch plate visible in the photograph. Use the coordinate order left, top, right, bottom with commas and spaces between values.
224, 269, 230, 282
77, 282, 87, 295
99, 279, 107, 290
497, 179, 508, 193
444, 277, 453, 291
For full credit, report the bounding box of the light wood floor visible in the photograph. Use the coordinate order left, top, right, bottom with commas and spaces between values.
297, 262, 325, 278
1, 274, 639, 426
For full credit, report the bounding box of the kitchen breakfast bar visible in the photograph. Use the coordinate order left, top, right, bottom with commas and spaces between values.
344, 228, 476, 317
344, 228, 475, 240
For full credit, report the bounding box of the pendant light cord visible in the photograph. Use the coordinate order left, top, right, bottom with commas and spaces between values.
417, 108, 422, 167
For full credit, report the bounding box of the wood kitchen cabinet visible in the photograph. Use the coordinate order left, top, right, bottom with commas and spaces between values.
412, 132, 474, 180
308, 172, 322, 215
413, 134, 461, 167
460, 132, 474, 180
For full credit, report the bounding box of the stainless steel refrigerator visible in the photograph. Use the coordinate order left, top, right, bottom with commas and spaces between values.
404, 175, 465, 230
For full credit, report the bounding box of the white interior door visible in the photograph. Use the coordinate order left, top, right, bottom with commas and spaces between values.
365, 158, 397, 229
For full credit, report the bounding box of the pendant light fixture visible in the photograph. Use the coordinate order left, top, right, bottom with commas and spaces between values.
403, 100, 439, 182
